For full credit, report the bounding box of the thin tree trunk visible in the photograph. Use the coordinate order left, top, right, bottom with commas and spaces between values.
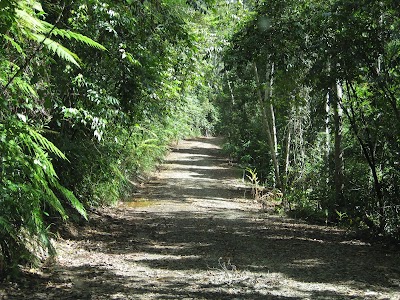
332, 82, 344, 209
325, 92, 330, 158
266, 63, 278, 156
283, 125, 291, 198
225, 72, 235, 105
323, 91, 331, 210
253, 61, 282, 189
264, 62, 280, 187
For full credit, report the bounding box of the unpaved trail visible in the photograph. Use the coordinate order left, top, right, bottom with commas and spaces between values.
1, 137, 400, 299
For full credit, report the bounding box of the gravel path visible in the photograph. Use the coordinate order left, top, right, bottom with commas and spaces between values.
1, 137, 399, 299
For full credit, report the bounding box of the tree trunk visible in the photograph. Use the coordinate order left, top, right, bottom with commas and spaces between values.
325, 92, 330, 160
332, 82, 344, 209
266, 63, 278, 156
225, 71, 235, 106
283, 125, 291, 199
253, 61, 282, 189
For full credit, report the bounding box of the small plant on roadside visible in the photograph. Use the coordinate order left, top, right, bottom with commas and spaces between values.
245, 168, 283, 211
245, 167, 262, 200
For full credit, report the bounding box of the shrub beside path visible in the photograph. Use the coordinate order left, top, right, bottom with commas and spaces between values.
1, 137, 399, 299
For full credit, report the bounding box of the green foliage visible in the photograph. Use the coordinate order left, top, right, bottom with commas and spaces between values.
1, 0, 218, 275
245, 167, 261, 198
3, 0, 397, 277
0, 117, 87, 271
219, 0, 400, 238
0, 0, 106, 274
38, 35, 82, 67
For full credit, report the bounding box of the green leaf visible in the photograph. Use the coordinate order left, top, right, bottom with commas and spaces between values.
13, 77, 38, 97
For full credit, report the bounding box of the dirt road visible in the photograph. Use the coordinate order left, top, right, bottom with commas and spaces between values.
2, 137, 400, 299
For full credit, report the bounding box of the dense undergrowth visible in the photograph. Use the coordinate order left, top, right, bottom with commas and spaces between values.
0, 0, 218, 276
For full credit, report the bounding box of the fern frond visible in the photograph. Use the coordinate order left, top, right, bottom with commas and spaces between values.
15, 8, 46, 34
31, 33, 81, 67
31, 1, 43, 12
19, 128, 86, 220
1, 34, 25, 56
13, 77, 38, 97
27, 127, 68, 160
56, 184, 88, 220
30, 206, 56, 255
141, 138, 158, 146
0, 216, 18, 241
50, 28, 107, 51
38, 179, 67, 219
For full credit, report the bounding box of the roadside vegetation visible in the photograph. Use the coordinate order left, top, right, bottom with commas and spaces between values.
218, 0, 400, 239
1, 0, 399, 277
0, 0, 218, 275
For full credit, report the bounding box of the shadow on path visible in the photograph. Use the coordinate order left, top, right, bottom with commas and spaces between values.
1, 137, 399, 299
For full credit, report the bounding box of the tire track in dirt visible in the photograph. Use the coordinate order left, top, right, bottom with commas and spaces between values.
1, 137, 400, 299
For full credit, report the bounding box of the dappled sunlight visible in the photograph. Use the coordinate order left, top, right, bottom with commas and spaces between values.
4, 137, 399, 299
54, 238, 397, 299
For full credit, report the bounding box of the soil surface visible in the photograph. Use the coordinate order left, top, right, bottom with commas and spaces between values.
1, 137, 400, 299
